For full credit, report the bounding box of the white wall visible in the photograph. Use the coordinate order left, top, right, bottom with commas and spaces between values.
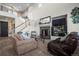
15, 17, 25, 33
27, 3, 79, 37
67, 13, 79, 33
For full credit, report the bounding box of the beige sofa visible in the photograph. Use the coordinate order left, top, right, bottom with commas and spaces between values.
10, 34, 37, 55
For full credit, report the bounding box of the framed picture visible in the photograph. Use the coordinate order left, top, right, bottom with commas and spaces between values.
39, 16, 51, 24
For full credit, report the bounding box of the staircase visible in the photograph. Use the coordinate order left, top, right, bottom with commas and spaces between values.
9, 19, 28, 35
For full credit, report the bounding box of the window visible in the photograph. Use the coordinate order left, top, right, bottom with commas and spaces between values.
0, 5, 8, 12
0, 5, 3, 11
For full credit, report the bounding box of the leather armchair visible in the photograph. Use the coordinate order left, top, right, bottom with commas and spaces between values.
47, 32, 79, 56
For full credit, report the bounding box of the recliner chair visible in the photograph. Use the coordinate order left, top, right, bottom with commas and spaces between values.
47, 32, 79, 56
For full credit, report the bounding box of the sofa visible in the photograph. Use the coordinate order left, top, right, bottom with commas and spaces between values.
47, 32, 79, 56
10, 34, 37, 55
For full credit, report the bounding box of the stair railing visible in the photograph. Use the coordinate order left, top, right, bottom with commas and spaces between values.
9, 21, 27, 35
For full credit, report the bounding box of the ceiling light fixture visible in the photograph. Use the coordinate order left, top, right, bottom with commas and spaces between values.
38, 4, 42, 8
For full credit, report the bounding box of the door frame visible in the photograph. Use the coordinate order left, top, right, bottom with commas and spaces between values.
40, 26, 50, 39
0, 21, 8, 37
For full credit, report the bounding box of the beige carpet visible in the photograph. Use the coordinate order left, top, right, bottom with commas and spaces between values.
0, 37, 79, 56
0, 37, 16, 56
22, 40, 52, 56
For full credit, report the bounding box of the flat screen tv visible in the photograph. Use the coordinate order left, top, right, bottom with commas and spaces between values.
52, 18, 66, 26
52, 17, 67, 36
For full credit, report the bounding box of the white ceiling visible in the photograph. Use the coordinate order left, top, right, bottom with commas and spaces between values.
2, 3, 36, 12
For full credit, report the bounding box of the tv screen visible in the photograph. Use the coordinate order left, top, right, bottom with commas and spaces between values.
52, 18, 66, 26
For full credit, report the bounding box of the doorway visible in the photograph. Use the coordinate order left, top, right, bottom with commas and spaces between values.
40, 26, 50, 39
0, 21, 8, 37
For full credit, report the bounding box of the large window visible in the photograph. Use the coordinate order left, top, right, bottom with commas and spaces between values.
51, 15, 67, 36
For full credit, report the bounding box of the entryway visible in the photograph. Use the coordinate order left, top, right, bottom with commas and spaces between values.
0, 21, 8, 37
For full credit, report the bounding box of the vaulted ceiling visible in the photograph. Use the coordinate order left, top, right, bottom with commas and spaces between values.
1, 3, 36, 12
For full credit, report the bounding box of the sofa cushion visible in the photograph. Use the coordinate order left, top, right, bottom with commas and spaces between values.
11, 35, 20, 41
14, 34, 24, 41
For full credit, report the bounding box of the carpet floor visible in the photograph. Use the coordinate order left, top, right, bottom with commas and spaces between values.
0, 37, 79, 56
22, 40, 52, 56
0, 37, 52, 56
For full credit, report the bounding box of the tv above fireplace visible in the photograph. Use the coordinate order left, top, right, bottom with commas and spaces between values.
52, 18, 66, 26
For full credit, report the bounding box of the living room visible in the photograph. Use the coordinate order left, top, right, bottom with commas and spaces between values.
0, 3, 79, 56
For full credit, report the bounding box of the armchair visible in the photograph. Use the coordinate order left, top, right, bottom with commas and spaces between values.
47, 32, 79, 56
